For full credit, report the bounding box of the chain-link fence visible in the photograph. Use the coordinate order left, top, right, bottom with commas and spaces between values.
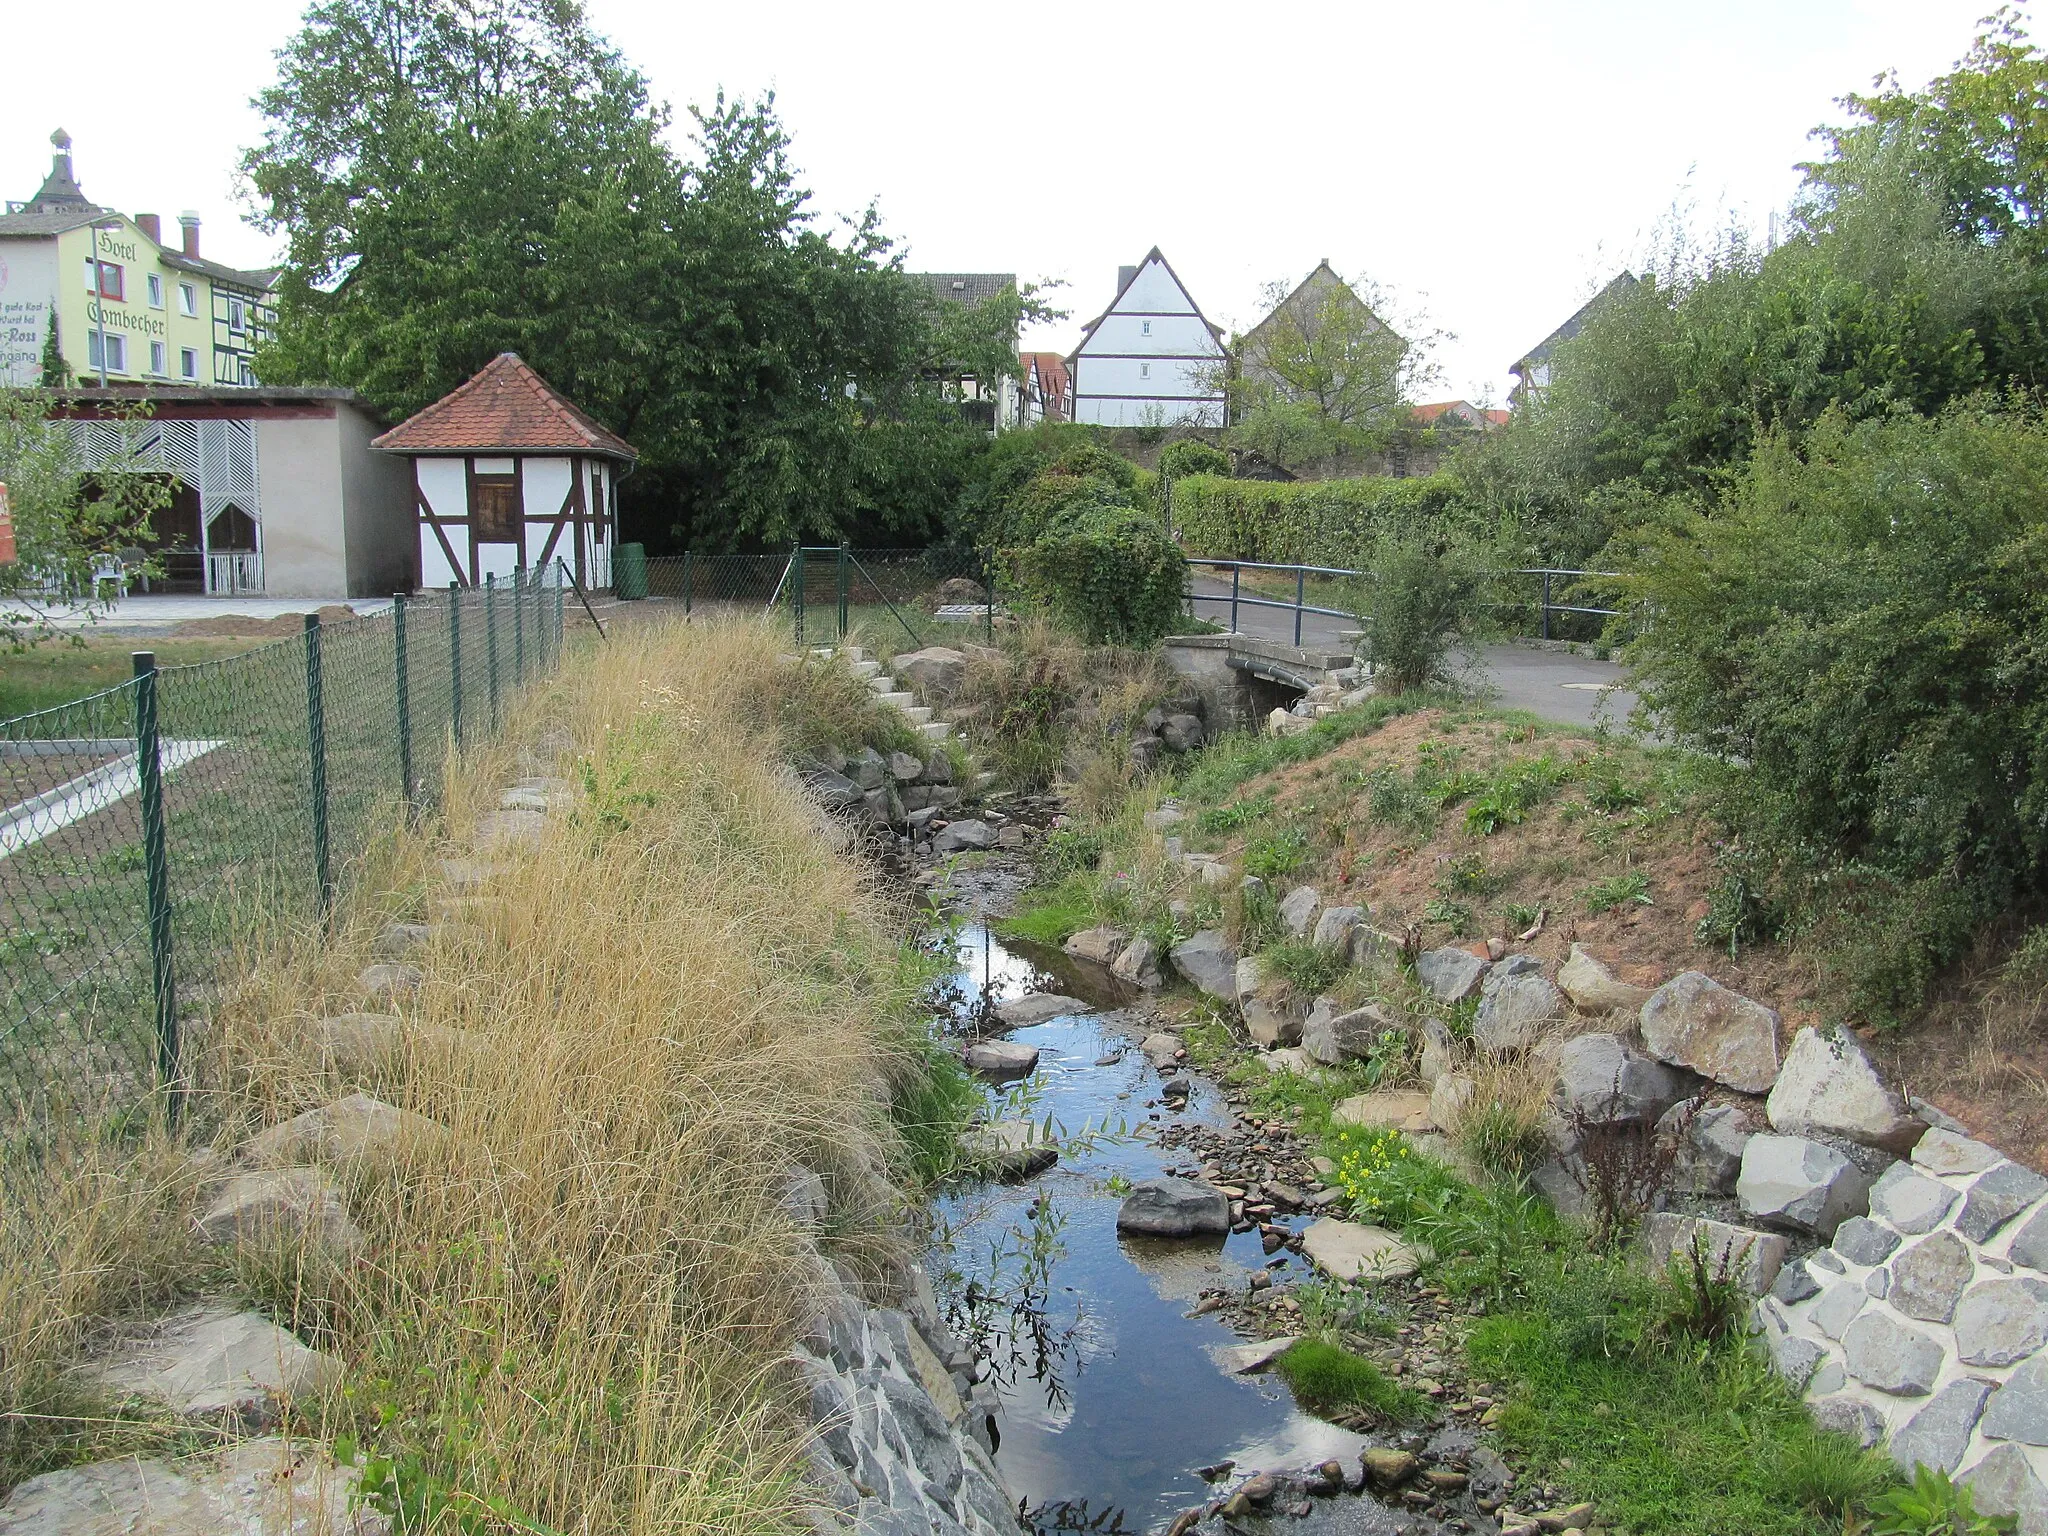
0, 569, 567, 1177
644, 546, 995, 652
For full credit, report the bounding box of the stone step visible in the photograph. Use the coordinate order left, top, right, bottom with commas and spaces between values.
974, 771, 998, 791
900, 705, 933, 725
849, 659, 881, 678
878, 691, 915, 709
842, 646, 871, 663
867, 673, 897, 693
920, 721, 953, 741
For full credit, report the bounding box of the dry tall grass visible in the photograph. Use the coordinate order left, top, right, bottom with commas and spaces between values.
4, 618, 933, 1529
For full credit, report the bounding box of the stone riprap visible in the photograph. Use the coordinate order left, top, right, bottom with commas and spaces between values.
795, 1255, 1021, 1536
1756, 1128, 2048, 1525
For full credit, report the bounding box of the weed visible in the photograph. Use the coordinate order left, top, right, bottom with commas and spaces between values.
1274, 1339, 1428, 1424
1295, 1279, 1402, 1341
1196, 791, 1275, 834
1574, 1097, 1694, 1247
1500, 901, 1543, 931
1867, 1465, 2016, 1534
1583, 757, 1645, 812
1244, 825, 1312, 879
1653, 1230, 1748, 1344
1582, 871, 1651, 913
1437, 852, 1500, 897
1465, 756, 1569, 835
1423, 897, 1474, 936
1261, 938, 1350, 997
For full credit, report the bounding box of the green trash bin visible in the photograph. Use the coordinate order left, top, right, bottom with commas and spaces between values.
613, 542, 647, 601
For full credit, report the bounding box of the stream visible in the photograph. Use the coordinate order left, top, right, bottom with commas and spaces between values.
931, 923, 1368, 1533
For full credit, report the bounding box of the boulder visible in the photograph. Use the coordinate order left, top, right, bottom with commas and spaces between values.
1170, 931, 1238, 1001
887, 750, 925, 783
1430, 1073, 1476, 1134
0, 1438, 370, 1536
1299, 1218, 1420, 1281
194, 1168, 363, 1257
371, 922, 430, 960
1312, 905, 1364, 953
1737, 1134, 1874, 1238
1063, 926, 1128, 965
993, 992, 1087, 1027
931, 819, 995, 854
1638, 971, 1781, 1093
1555, 1032, 1697, 1124
76, 1305, 341, 1428
1661, 1100, 1754, 1196
1111, 935, 1163, 989
1638, 1212, 1787, 1296
1416, 1018, 1456, 1088
1556, 945, 1653, 1016
1914, 1129, 2003, 1177
1212, 1336, 1299, 1375
1766, 1026, 1923, 1154
798, 763, 865, 812
963, 1120, 1057, 1181
964, 1039, 1039, 1077
1351, 926, 1407, 968
1842, 1310, 1945, 1396
1303, 1002, 1394, 1066
892, 646, 968, 700
1279, 886, 1322, 939
848, 747, 887, 790
310, 1012, 404, 1076
1116, 1178, 1230, 1238
1244, 999, 1300, 1049
1472, 974, 1565, 1055
357, 962, 421, 1004
923, 750, 954, 785
240, 1093, 447, 1173
1140, 1033, 1184, 1069
1159, 714, 1205, 753
1143, 806, 1185, 832
1331, 1091, 1434, 1134
1870, 1162, 1961, 1236
1418, 946, 1490, 1004
1234, 955, 1265, 1008
1813, 1395, 1889, 1449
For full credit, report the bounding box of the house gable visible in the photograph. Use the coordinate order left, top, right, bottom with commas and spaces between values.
1068, 248, 1226, 428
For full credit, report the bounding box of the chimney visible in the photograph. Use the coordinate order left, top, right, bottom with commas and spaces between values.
179, 211, 200, 258
1118, 264, 1137, 292
136, 212, 161, 244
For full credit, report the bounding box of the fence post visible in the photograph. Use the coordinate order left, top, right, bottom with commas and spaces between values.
394, 593, 413, 816
983, 553, 994, 643
449, 580, 464, 750
837, 543, 849, 640
131, 651, 179, 1123
485, 572, 500, 733
554, 560, 564, 655
513, 565, 525, 686
304, 613, 333, 920
792, 544, 805, 647
1541, 570, 1552, 642
1294, 566, 1306, 647
1231, 565, 1240, 634
683, 549, 694, 617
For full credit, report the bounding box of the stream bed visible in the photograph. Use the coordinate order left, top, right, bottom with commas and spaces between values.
932, 924, 1368, 1532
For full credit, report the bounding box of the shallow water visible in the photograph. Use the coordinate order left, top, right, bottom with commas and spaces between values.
933, 926, 1364, 1532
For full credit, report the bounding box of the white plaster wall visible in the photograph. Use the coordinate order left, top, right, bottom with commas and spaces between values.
1085, 313, 1220, 358
520, 457, 573, 573
416, 458, 468, 590
1115, 261, 1198, 315
0, 238, 58, 387
254, 417, 348, 596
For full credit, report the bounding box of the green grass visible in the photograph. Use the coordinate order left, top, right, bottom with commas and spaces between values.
1259, 937, 1350, 997
998, 878, 1097, 946
0, 635, 270, 719
1274, 1339, 1428, 1424
1173, 690, 1449, 803
1582, 871, 1652, 913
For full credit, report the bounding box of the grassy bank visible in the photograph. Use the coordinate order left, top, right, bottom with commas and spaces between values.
1, 618, 966, 1529
0, 633, 270, 718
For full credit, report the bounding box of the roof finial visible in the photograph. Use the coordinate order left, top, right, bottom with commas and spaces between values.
51, 128, 71, 151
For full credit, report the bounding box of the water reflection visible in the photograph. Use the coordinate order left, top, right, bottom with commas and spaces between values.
931, 926, 1366, 1533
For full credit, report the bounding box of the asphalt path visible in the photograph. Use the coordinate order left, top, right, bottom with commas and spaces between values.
1186, 574, 1640, 733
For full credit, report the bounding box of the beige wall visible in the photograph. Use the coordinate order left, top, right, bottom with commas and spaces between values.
336, 404, 414, 595
255, 405, 413, 597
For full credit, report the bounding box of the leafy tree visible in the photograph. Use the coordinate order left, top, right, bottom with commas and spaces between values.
0, 392, 168, 642
244, 0, 980, 550
1223, 268, 1444, 472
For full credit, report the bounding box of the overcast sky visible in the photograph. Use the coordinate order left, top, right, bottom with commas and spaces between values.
1, 0, 2014, 403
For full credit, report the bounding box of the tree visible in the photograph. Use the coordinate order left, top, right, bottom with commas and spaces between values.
0, 391, 167, 643
243, 0, 979, 550
38, 313, 68, 389
1222, 267, 1445, 472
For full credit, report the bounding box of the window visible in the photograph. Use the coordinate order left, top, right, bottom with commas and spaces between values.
83, 259, 123, 300
1141, 319, 1152, 336
87, 332, 127, 372
147, 273, 164, 308
471, 473, 520, 542
179, 347, 198, 379
590, 467, 605, 543
178, 283, 196, 317
1140, 362, 1151, 379
150, 340, 167, 375
239, 360, 255, 386
227, 298, 246, 334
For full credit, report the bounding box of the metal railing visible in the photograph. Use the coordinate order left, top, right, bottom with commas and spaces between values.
206, 550, 263, 595
1184, 558, 1622, 647
643, 546, 996, 649
0, 564, 569, 1173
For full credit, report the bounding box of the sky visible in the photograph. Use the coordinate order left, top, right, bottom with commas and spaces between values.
0, 0, 2016, 403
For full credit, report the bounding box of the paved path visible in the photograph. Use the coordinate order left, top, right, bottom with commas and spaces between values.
38, 594, 389, 635
1186, 574, 1638, 732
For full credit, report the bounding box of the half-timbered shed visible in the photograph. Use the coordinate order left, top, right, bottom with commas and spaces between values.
371, 353, 636, 591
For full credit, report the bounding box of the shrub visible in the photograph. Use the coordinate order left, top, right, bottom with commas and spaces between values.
1014, 511, 1187, 645
1618, 402, 2048, 1023
1007, 469, 1134, 544
1171, 471, 1470, 564
1243, 825, 1312, 878
1261, 938, 1350, 997
1158, 439, 1230, 481
1356, 537, 1486, 694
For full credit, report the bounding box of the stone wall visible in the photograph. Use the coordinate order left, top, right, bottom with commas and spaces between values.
793, 1252, 1023, 1536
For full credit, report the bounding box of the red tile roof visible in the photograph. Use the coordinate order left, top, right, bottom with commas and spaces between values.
371, 353, 636, 460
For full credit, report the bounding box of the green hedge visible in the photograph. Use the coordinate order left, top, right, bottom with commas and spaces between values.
1015, 511, 1187, 645
1172, 471, 1469, 565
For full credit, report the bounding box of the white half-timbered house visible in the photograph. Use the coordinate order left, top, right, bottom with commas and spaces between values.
371, 353, 636, 591
1066, 249, 1227, 428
